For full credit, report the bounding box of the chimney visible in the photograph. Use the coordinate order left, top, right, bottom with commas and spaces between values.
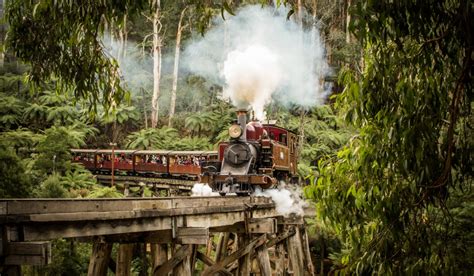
236, 109, 247, 141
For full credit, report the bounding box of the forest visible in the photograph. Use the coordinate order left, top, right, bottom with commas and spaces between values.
0, 0, 472, 275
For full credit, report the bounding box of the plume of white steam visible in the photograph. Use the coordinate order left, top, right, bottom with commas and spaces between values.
183, 5, 331, 117
223, 45, 281, 119
253, 183, 308, 217
191, 183, 219, 196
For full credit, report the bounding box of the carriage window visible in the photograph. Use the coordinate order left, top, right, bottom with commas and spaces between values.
280, 133, 287, 145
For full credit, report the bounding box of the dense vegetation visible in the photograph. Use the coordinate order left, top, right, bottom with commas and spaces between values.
1, 0, 472, 275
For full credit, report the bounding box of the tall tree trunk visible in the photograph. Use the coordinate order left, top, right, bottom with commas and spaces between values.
168, 7, 187, 127
118, 14, 128, 64
346, 0, 352, 44
142, 88, 148, 129
151, 0, 162, 128
297, 0, 303, 25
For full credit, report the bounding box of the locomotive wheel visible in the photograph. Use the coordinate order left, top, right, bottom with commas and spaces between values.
236, 192, 248, 197
219, 192, 226, 196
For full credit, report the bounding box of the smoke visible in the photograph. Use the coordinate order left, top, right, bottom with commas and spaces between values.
183, 5, 331, 119
223, 45, 281, 119
253, 183, 308, 217
191, 183, 219, 196
101, 34, 154, 96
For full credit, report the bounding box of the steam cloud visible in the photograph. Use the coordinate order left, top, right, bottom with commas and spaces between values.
191, 183, 219, 196
254, 183, 308, 217
183, 5, 330, 119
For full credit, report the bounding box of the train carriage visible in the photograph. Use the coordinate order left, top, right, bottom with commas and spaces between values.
168, 151, 218, 178
133, 150, 171, 175
96, 149, 136, 173
71, 149, 97, 170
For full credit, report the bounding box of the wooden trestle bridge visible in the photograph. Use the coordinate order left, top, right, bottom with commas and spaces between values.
0, 196, 315, 275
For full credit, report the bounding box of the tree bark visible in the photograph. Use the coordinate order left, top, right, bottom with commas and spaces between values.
151, 0, 162, 128
346, 0, 352, 44
168, 7, 187, 127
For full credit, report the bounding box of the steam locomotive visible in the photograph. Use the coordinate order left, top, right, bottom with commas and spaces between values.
201, 110, 298, 196
72, 110, 298, 196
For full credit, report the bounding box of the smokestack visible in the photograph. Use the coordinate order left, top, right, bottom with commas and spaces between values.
236, 109, 248, 141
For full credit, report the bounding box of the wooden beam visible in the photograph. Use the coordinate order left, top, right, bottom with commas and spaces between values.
153, 244, 191, 276
116, 244, 134, 276
196, 252, 233, 276
248, 218, 277, 234
215, 232, 230, 262
202, 234, 267, 276
287, 227, 304, 276
176, 227, 209, 245
278, 216, 304, 225
238, 234, 251, 276
301, 227, 315, 275
174, 245, 194, 276
151, 243, 168, 271
266, 228, 295, 248
210, 222, 246, 233
87, 242, 112, 276
275, 242, 287, 275
3, 241, 51, 266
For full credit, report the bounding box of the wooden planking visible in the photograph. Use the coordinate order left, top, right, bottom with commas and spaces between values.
22, 217, 172, 241
19, 206, 277, 241
1, 196, 274, 217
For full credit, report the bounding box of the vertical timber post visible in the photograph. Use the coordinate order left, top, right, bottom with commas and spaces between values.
88, 241, 113, 276
151, 244, 168, 272
275, 242, 287, 275
256, 244, 272, 276
237, 234, 251, 276
287, 226, 304, 276
302, 227, 315, 275
116, 244, 134, 276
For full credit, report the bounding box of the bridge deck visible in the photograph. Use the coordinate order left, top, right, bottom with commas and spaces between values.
0, 196, 300, 241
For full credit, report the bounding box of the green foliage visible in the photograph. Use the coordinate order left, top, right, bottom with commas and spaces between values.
5, 0, 149, 111
30, 239, 91, 276
0, 144, 32, 198
35, 173, 68, 198
0, 93, 24, 130
87, 186, 124, 198
306, 0, 473, 274
35, 126, 87, 174
126, 127, 179, 149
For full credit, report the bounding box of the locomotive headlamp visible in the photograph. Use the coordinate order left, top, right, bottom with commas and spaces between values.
229, 124, 242, 139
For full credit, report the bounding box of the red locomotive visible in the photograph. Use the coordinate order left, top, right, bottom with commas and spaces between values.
201, 110, 298, 196
72, 109, 298, 195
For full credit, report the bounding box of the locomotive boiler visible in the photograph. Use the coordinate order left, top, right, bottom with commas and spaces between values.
201, 110, 298, 196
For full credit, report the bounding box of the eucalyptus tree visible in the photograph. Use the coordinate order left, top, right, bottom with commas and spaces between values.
307, 0, 473, 274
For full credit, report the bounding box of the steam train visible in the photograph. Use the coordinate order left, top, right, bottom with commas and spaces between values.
72, 109, 298, 196
201, 110, 298, 195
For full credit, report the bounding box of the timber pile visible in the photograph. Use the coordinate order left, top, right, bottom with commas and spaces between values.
0, 197, 315, 275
